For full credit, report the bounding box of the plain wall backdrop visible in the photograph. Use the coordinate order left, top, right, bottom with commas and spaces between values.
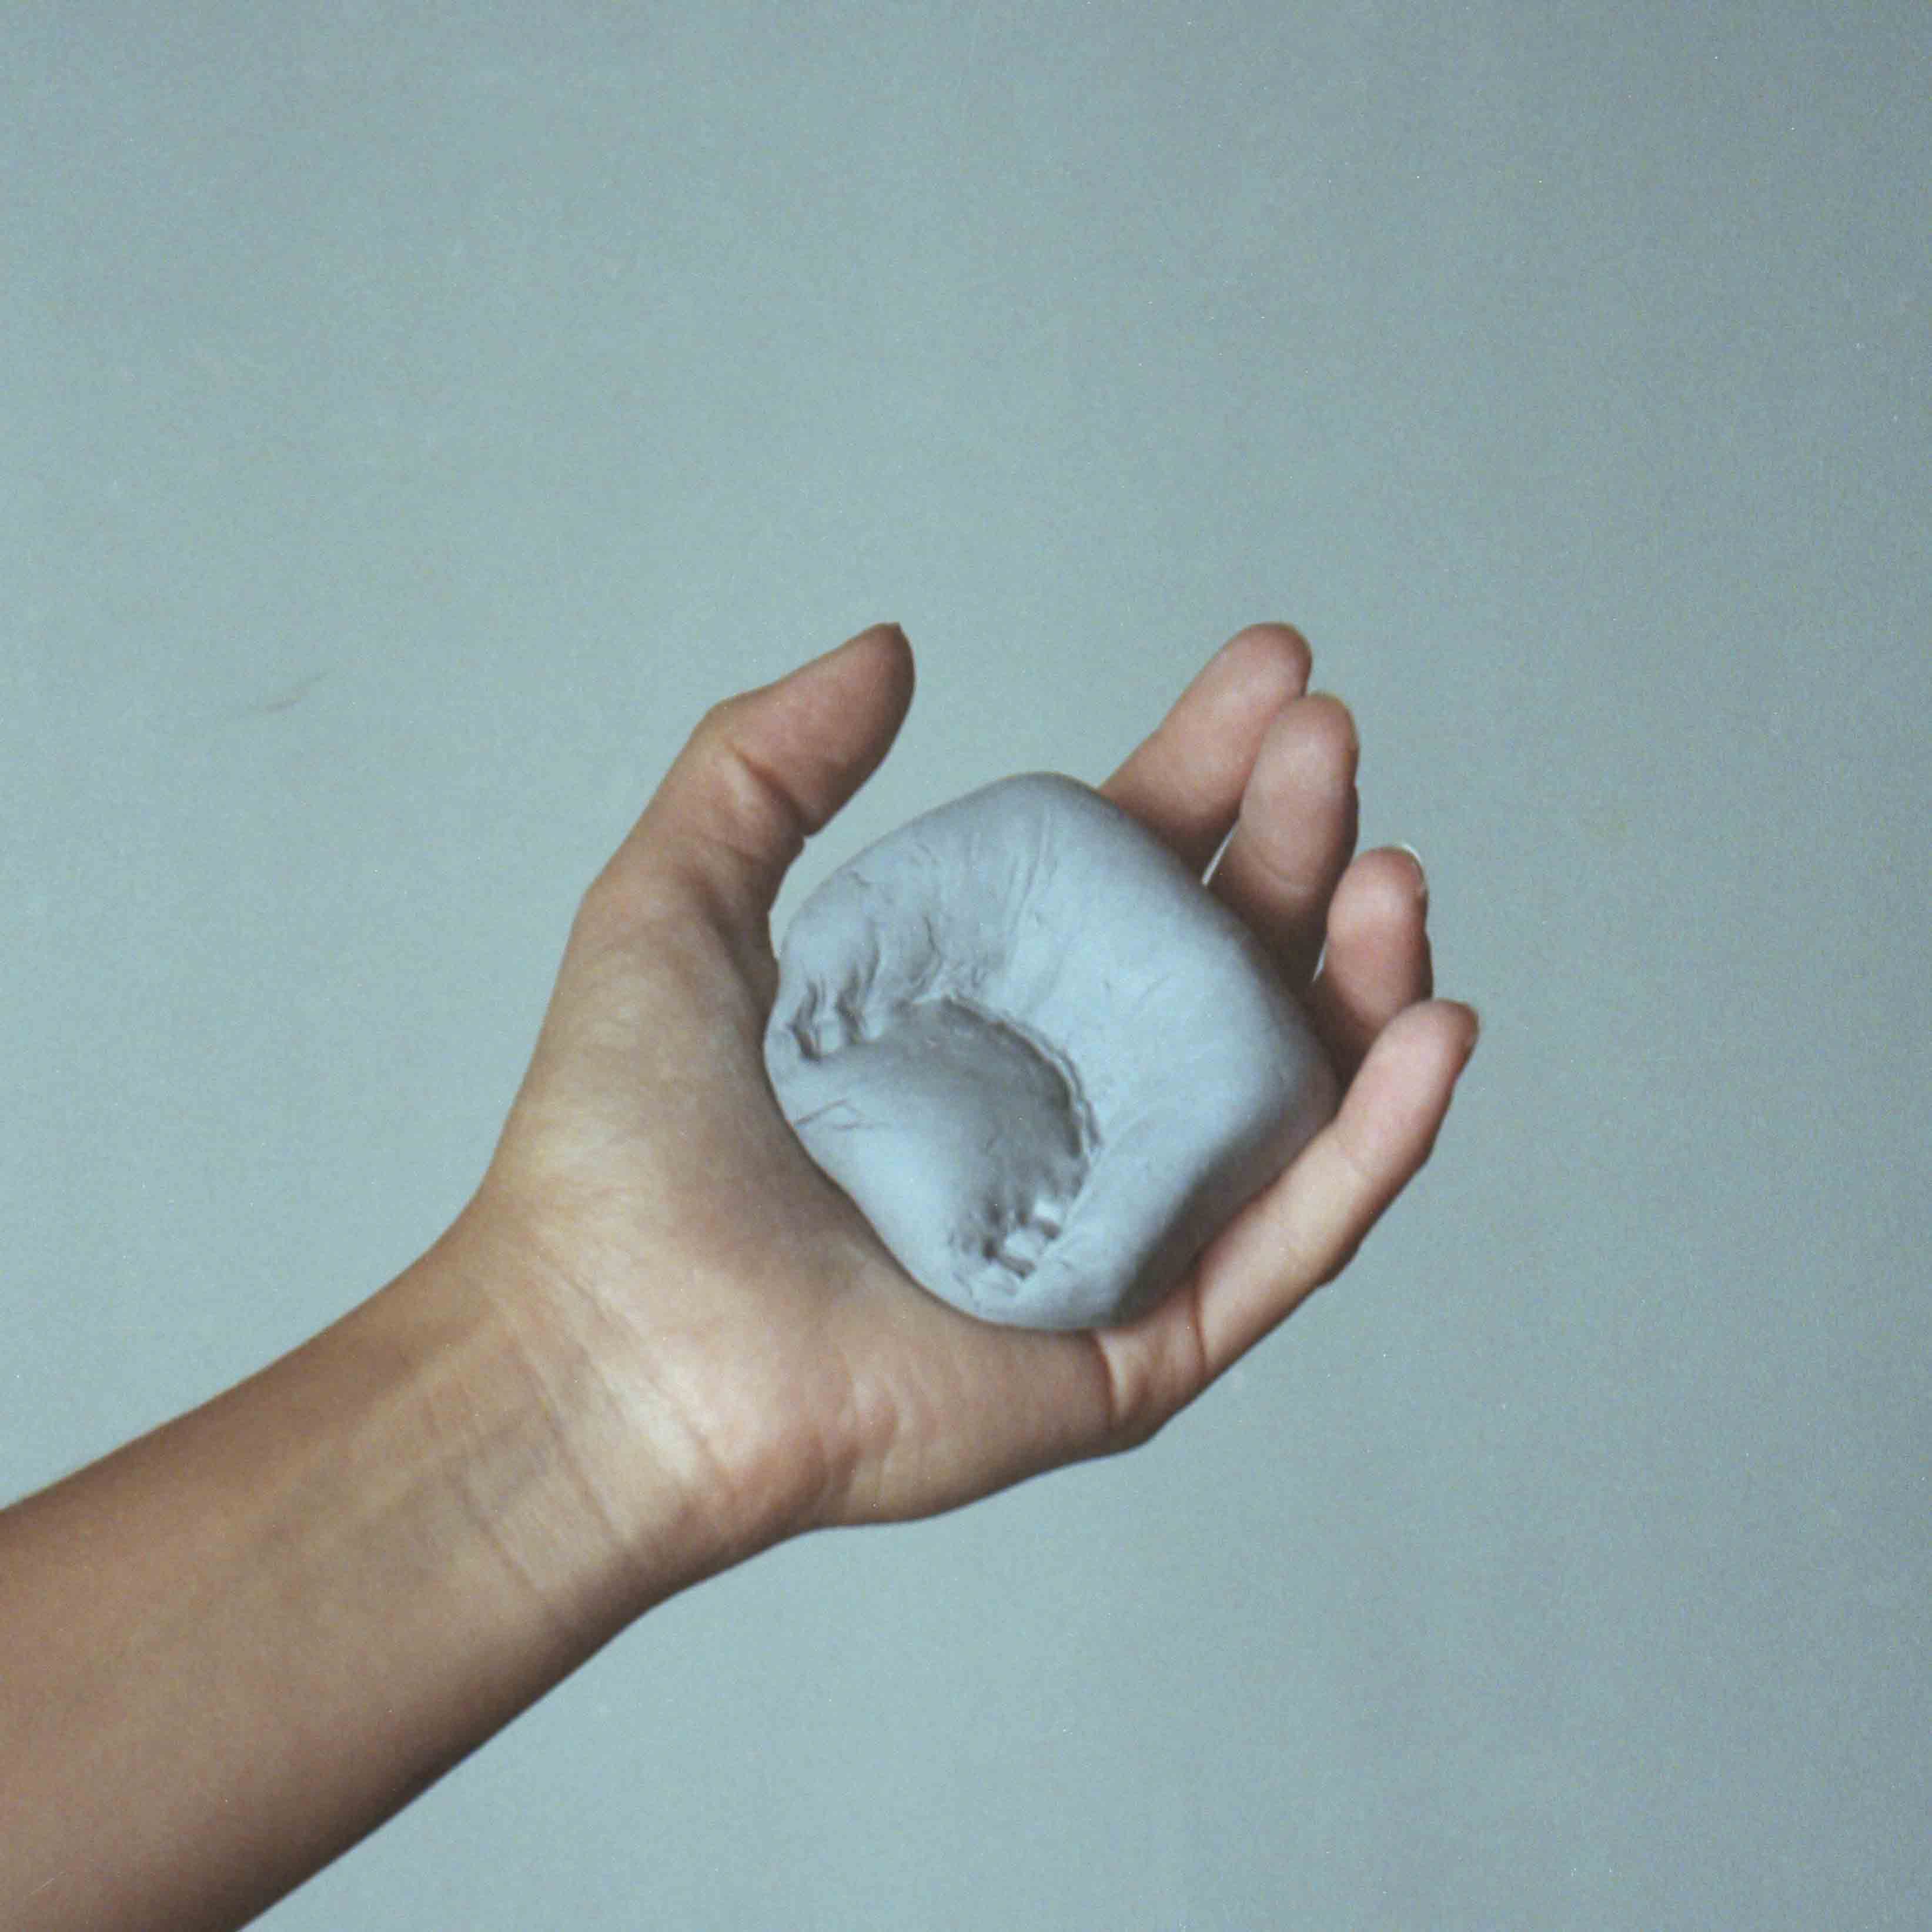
4, 4, 1927, 1926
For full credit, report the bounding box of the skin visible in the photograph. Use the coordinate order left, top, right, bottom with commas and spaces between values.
0, 621, 1478, 1930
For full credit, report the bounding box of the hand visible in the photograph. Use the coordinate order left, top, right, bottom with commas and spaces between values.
454, 622, 1479, 1566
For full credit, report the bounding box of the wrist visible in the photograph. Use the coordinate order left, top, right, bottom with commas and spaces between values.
414, 1188, 810, 1622
391, 1214, 727, 1640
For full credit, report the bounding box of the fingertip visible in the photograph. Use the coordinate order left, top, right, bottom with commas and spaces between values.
1391, 995, 1479, 1073
859, 618, 913, 663
1390, 841, 1428, 907
1213, 623, 1313, 708
837, 621, 915, 723
813, 619, 912, 684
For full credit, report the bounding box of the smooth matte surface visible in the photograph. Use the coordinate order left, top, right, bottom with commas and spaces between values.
5, 6, 1927, 1927
766, 773, 1336, 1327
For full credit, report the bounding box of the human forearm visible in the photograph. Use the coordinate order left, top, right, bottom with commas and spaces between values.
0, 1215, 719, 1931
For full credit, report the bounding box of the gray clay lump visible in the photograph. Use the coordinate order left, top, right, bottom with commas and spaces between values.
763, 773, 1338, 1329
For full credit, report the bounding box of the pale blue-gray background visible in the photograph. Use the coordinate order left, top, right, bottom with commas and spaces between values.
4, 4, 1927, 1926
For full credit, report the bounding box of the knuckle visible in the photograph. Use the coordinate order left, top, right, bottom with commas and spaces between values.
696, 691, 749, 740
571, 855, 681, 951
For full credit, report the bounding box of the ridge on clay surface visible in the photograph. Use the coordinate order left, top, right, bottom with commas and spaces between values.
764, 772, 1338, 1329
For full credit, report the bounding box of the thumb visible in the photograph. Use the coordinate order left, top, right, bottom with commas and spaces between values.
609, 621, 915, 945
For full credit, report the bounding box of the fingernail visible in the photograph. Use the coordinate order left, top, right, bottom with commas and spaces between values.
1460, 1005, 1482, 1062
1393, 841, 1428, 904
1335, 698, 1360, 760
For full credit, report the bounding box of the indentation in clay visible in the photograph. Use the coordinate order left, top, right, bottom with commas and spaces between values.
790, 987, 1096, 1303
764, 771, 1338, 1328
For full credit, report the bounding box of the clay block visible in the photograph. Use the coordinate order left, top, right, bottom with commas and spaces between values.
764, 773, 1337, 1328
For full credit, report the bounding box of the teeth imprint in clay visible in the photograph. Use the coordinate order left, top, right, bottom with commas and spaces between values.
764, 773, 1339, 1329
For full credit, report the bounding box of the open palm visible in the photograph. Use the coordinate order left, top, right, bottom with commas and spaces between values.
465, 623, 1479, 1563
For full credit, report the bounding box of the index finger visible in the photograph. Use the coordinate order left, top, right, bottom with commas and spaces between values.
1098, 624, 1312, 874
